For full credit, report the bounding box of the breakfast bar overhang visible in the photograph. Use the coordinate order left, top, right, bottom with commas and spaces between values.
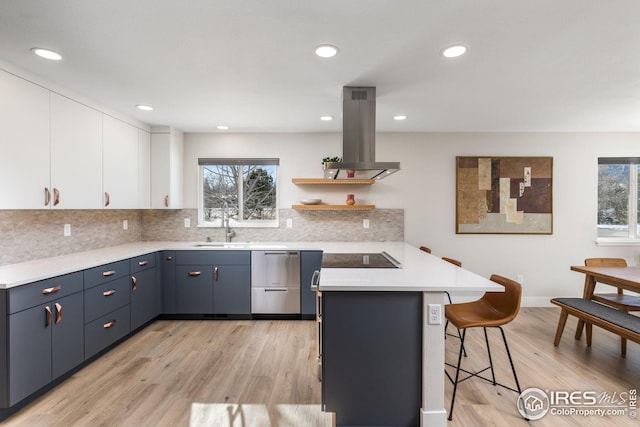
318, 242, 502, 427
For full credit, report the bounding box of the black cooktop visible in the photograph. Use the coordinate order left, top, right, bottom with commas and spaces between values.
321, 252, 400, 268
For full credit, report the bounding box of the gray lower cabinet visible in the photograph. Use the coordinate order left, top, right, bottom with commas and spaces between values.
1, 272, 84, 407
300, 251, 323, 316
175, 251, 251, 314
83, 260, 130, 359
130, 253, 159, 330
322, 291, 423, 427
161, 251, 176, 313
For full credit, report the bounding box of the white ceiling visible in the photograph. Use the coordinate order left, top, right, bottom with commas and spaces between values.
1, 0, 639, 133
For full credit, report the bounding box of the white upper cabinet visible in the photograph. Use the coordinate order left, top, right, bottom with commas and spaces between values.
151, 127, 183, 209
138, 129, 151, 209
50, 93, 103, 209
0, 70, 51, 209
103, 115, 139, 209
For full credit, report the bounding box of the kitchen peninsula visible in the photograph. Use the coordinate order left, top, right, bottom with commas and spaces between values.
0, 241, 499, 427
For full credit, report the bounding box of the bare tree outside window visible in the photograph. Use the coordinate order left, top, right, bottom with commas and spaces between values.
200, 160, 278, 227
597, 158, 639, 239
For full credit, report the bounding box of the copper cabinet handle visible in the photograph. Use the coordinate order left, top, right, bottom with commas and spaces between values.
42, 285, 62, 294
214, 266, 219, 281
131, 276, 137, 292
166, 256, 173, 260
102, 289, 116, 296
104, 191, 110, 207
45, 306, 53, 327
164, 195, 169, 207
44, 187, 51, 206
53, 188, 60, 206
103, 320, 116, 329
138, 260, 149, 266
55, 302, 62, 324
188, 271, 201, 276
102, 270, 116, 277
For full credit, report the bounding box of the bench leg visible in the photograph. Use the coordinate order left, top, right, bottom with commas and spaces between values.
621, 338, 627, 357
575, 319, 584, 339
586, 323, 592, 347
554, 309, 569, 346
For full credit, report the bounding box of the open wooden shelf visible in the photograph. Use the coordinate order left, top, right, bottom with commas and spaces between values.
292, 178, 375, 185
292, 204, 375, 211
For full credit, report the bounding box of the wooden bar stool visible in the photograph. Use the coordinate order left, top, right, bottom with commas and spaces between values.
445, 274, 524, 421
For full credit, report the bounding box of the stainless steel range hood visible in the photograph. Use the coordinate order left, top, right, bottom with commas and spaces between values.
323, 86, 400, 180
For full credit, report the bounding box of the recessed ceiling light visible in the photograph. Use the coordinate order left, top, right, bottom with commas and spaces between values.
320, 116, 334, 121
31, 47, 62, 61
441, 45, 467, 58
315, 45, 339, 58
394, 115, 407, 121
136, 104, 154, 111
217, 125, 229, 130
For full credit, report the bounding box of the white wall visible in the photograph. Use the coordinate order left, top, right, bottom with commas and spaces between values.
184, 131, 640, 306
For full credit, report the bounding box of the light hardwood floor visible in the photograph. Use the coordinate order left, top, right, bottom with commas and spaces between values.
1, 308, 638, 427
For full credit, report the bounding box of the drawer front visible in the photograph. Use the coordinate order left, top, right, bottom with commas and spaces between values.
84, 276, 130, 323
8, 272, 83, 314
129, 253, 157, 274
175, 250, 250, 265
84, 305, 130, 359
83, 260, 129, 289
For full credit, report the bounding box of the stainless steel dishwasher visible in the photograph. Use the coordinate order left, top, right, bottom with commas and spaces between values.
251, 250, 301, 314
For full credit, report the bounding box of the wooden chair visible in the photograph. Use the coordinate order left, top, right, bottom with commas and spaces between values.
577, 258, 640, 355
445, 274, 524, 421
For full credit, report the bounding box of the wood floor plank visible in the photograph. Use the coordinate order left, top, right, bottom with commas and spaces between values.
2, 308, 638, 427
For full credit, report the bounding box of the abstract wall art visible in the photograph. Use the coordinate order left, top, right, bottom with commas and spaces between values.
456, 156, 553, 234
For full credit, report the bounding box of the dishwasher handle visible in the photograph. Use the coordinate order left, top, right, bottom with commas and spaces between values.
310, 270, 321, 291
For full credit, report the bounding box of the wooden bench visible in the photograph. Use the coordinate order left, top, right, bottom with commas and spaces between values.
551, 298, 640, 351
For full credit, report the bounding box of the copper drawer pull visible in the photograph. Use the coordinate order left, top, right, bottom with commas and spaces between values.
138, 260, 149, 266
55, 302, 62, 324
188, 271, 201, 276
102, 289, 116, 296
45, 306, 52, 327
131, 276, 137, 291
102, 270, 116, 277
42, 286, 61, 294
44, 187, 51, 206
103, 320, 116, 329
214, 266, 219, 281
164, 195, 169, 207
53, 188, 60, 206
104, 191, 110, 207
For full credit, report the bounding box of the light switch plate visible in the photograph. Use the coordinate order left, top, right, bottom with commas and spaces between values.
286, 218, 293, 228
428, 304, 442, 325
123, 219, 128, 230
184, 218, 191, 228
63, 224, 71, 237
363, 218, 370, 228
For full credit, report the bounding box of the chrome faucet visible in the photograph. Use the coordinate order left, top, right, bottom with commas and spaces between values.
220, 199, 236, 242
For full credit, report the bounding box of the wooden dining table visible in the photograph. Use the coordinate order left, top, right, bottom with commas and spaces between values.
570, 265, 640, 339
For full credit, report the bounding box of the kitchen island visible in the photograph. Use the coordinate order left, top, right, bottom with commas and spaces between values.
317, 242, 501, 427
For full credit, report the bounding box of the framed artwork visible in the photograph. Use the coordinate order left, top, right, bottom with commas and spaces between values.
456, 156, 553, 234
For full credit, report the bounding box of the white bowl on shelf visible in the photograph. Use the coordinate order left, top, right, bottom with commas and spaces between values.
300, 198, 322, 205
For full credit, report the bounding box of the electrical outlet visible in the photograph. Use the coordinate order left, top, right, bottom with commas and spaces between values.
428, 304, 442, 325
123, 219, 128, 230
63, 224, 71, 237
286, 218, 293, 228
363, 218, 370, 229
517, 274, 524, 284
184, 218, 191, 228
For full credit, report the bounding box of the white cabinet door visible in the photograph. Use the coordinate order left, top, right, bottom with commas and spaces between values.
151, 128, 183, 209
0, 70, 50, 209
138, 129, 151, 209
103, 115, 139, 209
50, 94, 103, 209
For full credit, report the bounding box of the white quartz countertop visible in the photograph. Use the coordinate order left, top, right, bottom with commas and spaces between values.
0, 241, 501, 293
